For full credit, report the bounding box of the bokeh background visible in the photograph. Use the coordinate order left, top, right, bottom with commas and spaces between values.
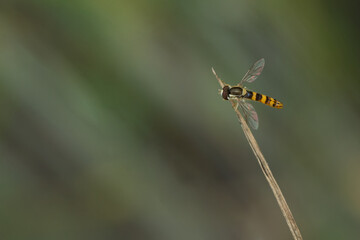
1, 0, 360, 239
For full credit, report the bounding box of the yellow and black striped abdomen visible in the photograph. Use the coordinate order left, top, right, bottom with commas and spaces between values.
244, 90, 283, 109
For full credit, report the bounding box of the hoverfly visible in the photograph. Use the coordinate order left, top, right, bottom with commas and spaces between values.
213, 58, 283, 130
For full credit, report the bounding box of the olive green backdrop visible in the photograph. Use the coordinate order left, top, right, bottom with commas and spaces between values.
0, 0, 359, 239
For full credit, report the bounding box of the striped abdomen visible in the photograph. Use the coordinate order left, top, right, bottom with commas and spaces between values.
244, 90, 283, 109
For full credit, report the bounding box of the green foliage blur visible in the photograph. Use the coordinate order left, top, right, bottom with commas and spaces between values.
0, 0, 359, 239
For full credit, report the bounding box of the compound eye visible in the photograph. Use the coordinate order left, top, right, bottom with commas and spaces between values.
222, 86, 230, 100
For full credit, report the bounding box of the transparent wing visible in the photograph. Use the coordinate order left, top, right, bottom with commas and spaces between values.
239, 100, 259, 130
240, 58, 265, 84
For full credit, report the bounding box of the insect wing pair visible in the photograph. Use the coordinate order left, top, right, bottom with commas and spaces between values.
231, 58, 265, 130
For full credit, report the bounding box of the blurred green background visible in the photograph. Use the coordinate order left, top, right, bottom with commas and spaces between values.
1, 0, 360, 239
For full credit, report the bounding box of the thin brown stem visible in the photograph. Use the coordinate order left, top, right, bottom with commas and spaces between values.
212, 67, 303, 240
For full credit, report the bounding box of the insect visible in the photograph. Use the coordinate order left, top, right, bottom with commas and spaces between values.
213, 58, 283, 130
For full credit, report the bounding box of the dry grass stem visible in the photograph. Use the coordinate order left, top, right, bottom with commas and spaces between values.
212, 67, 303, 240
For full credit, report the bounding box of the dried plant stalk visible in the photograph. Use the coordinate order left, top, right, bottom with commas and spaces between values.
212, 68, 303, 240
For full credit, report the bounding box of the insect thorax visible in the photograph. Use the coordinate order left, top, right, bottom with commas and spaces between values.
229, 87, 243, 98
